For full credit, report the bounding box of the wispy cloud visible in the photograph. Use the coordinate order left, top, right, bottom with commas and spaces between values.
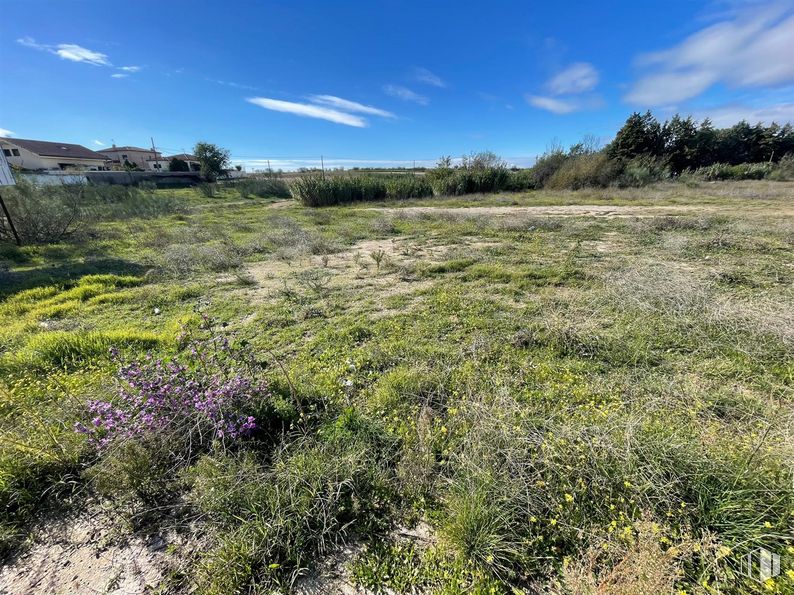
414, 67, 446, 88
546, 62, 599, 95
383, 84, 429, 105
56, 44, 111, 65
18, 37, 111, 66
246, 97, 367, 127
690, 102, 794, 127
308, 95, 395, 118
17, 36, 144, 79
525, 95, 579, 114
626, 5, 794, 106
93, 140, 105, 146
0, 128, 15, 138
527, 62, 600, 114
208, 78, 260, 91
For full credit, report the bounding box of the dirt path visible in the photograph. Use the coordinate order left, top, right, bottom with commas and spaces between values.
366, 203, 787, 218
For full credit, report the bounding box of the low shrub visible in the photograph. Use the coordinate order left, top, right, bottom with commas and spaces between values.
159, 242, 243, 275
546, 152, 621, 190
769, 153, 794, 180
616, 155, 670, 187
526, 149, 568, 188
233, 177, 291, 199
190, 411, 397, 592
197, 182, 219, 198
384, 175, 433, 200
80, 335, 270, 503
290, 174, 431, 206
0, 179, 84, 244
504, 168, 538, 191
693, 162, 776, 181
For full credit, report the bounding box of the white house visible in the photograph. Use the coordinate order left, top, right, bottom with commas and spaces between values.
0, 137, 110, 171
146, 153, 201, 172
98, 145, 162, 170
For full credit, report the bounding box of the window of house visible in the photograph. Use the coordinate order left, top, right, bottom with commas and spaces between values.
122, 154, 128, 160
11, 149, 20, 156
2, 149, 11, 157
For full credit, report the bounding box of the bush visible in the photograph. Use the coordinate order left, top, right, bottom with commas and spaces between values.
546, 152, 621, 190
526, 149, 568, 188
234, 177, 291, 199
694, 162, 776, 181
190, 412, 396, 592
770, 153, 794, 180
616, 156, 670, 187
426, 152, 511, 196
504, 169, 538, 191
384, 175, 433, 200
80, 336, 268, 503
0, 179, 84, 244
290, 174, 431, 207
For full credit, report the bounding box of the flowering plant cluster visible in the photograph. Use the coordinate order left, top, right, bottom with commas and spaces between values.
76, 338, 265, 449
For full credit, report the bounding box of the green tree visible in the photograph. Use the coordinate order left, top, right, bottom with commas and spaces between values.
663, 115, 698, 174
607, 111, 665, 161
693, 118, 718, 167
168, 157, 189, 172
193, 142, 231, 181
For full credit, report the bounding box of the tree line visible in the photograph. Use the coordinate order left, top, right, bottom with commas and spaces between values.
607, 112, 794, 174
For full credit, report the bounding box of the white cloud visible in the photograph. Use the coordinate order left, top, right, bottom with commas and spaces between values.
414, 67, 446, 88
118, 65, 141, 72
246, 97, 367, 127
16, 36, 44, 50
110, 73, 128, 79
525, 95, 579, 114
93, 140, 105, 146
546, 62, 599, 95
55, 44, 110, 66
691, 102, 794, 127
308, 95, 395, 118
527, 62, 600, 114
626, 6, 794, 106
0, 128, 15, 137
17, 36, 111, 66
383, 85, 429, 105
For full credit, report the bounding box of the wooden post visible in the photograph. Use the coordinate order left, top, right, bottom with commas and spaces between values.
0, 192, 21, 246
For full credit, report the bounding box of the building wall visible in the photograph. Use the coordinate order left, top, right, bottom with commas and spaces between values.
146, 158, 201, 171
145, 159, 168, 171
0, 141, 106, 171
98, 149, 161, 169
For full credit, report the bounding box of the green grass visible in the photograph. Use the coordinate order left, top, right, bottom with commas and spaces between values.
0, 181, 792, 592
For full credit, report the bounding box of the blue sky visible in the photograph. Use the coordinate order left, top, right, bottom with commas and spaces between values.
2, 0, 794, 169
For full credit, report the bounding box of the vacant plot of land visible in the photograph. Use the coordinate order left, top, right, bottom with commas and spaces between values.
0, 182, 792, 594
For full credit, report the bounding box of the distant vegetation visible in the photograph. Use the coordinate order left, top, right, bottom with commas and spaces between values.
289, 112, 794, 206
290, 174, 432, 206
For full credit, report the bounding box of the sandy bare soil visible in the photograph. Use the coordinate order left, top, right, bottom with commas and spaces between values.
0, 510, 192, 595
370, 202, 792, 218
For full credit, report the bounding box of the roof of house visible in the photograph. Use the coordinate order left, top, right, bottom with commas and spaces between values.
0, 137, 109, 161
99, 146, 155, 153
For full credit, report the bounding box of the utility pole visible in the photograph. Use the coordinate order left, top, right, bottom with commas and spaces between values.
151, 137, 161, 171
267, 159, 272, 178
320, 155, 325, 179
